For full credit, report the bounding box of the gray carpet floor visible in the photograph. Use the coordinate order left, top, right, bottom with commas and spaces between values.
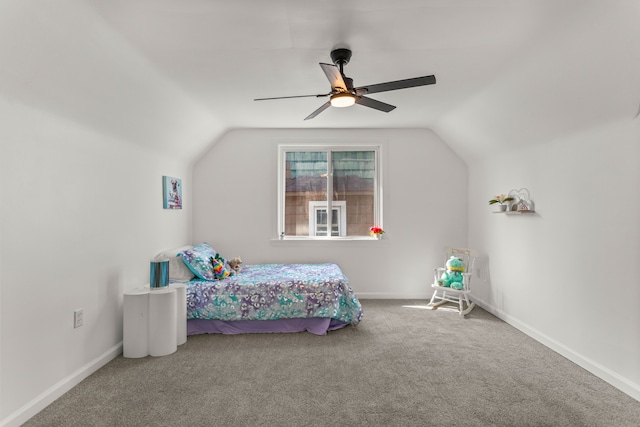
25, 300, 640, 426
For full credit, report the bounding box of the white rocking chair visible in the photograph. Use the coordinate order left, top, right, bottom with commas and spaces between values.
428, 246, 477, 316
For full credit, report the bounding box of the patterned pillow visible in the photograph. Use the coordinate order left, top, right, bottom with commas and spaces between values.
179, 243, 218, 281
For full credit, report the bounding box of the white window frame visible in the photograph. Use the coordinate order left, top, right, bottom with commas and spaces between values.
309, 201, 347, 237
277, 144, 382, 240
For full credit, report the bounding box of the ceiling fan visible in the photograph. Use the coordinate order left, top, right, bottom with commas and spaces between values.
254, 48, 436, 120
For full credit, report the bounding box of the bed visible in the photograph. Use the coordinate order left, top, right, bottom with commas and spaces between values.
156, 243, 363, 336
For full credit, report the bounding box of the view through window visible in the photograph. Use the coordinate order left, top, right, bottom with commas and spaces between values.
280, 147, 380, 238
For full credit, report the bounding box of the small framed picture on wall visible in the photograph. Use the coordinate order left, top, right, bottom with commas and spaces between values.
162, 176, 182, 209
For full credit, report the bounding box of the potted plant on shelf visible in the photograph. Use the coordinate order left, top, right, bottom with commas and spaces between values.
369, 226, 384, 240
489, 194, 514, 212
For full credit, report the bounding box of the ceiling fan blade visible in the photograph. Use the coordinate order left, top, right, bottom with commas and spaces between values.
304, 101, 331, 121
355, 96, 396, 113
319, 63, 347, 92
254, 93, 330, 101
356, 75, 436, 95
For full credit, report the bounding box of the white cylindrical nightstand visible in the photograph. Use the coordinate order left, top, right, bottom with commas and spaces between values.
170, 283, 187, 346
123, 284, 185, 358
123, 288, 150, 358
148, 287, 177, 357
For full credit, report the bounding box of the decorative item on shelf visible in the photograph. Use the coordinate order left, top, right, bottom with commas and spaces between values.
506, 188, 535, 213
369, 226, 384, 240
150, 259, 169, 289
488, 194, 514, 212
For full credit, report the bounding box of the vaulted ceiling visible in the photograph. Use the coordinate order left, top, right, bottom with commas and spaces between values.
3, 0, 639, 162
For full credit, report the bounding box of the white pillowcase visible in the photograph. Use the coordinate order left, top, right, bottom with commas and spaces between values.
153, 245, 195, 282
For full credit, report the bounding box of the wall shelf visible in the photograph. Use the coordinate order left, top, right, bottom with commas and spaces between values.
492, 188, 536, 215
504, 210, 535, 215
492, 210, 535, 214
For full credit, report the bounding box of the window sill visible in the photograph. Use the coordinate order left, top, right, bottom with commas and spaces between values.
270, 236, 388, 246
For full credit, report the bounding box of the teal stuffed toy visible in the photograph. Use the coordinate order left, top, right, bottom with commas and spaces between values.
438, 256, 466, 290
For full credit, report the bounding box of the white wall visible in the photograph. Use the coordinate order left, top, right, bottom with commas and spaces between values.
0, 97, 193, 426
193, 128, 467, 298
0, 1, 223, 423
467, 118, 640, 400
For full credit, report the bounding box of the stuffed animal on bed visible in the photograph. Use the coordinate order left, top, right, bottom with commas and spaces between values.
228, 256, 243, 273
438, 256, 466, 290
214, 253, 236, 276
209, 256, 231, 280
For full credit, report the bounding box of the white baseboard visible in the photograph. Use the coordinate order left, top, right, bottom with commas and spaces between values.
473, 297, 640, 402
1, 342, 123, 427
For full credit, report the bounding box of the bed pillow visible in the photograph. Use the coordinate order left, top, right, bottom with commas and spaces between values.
153, 245, 195, 282
179, 242, 218, 281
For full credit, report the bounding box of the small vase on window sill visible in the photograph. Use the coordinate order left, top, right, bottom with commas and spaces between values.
370, 226, 384, 240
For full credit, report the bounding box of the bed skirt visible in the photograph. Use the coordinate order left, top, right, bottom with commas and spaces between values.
187, 318, 348, 336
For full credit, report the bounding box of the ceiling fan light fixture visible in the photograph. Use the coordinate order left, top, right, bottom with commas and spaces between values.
254, 48, 436, 120
330, 93, 355, 108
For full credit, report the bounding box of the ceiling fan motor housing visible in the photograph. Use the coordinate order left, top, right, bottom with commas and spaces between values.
331, 48, 352, 70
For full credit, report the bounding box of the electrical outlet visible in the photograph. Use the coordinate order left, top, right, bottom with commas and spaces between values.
74, 309, 84, 328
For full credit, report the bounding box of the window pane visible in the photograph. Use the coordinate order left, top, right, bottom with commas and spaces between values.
332, 151, 375, 236
330, 208, 339, 236
316, 209, 328, 236
285, 152, 327, 236
313, 208, 340, 236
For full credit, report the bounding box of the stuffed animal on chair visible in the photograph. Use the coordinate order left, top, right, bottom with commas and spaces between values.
438, 256, 466, 290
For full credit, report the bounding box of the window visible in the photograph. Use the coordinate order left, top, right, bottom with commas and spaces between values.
278, 146, 381, 239
309, 201, 346, 236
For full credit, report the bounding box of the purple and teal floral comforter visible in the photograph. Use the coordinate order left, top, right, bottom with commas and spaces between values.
186, 263, 363, 325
